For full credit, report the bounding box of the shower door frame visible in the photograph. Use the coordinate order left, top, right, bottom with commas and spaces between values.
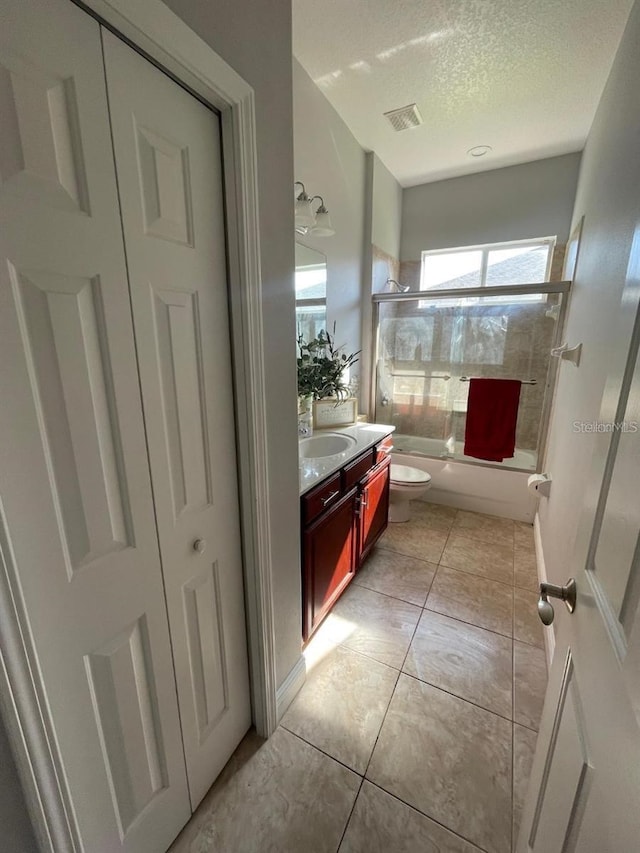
371, 280, 572, 473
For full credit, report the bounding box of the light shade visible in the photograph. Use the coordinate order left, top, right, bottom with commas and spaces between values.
295, 195, 315, 228
312, 207, 334, 237
294, 183, 335, 237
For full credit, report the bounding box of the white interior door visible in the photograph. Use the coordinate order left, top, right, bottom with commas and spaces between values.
517, 236, 640, 850
0, 1, 191, 850
102, 31, 252, 809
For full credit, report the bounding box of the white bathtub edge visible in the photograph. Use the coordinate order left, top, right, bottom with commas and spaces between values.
392, 452, 537, 523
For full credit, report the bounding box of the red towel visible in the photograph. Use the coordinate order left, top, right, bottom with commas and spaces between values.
463, 379, 521, 462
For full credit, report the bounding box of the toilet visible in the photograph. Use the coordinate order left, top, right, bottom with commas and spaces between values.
389, 463, 432, 522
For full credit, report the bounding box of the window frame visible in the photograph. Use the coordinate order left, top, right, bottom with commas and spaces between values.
295, 260, 327, 339
419, 236, 556, 293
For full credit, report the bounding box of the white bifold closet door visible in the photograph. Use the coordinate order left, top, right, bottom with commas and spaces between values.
0, 0, 190, 850
102, 31, 251, 810
0, 0, 251, 848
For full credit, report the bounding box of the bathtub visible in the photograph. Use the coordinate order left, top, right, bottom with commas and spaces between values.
390, 435, 538, 522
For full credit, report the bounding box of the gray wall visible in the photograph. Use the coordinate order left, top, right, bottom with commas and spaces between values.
164, 0, 302, 690
400, 153, 582, 260
293, 58, 366, 387
539, 0, 640, 584
371, 154, 402, 261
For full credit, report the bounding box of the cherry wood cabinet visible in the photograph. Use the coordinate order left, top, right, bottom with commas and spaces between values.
302, 488, 358, 642
358, 457, 391, 565
301, 439, 392, 642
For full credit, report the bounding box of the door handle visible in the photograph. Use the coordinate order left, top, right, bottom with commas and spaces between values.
537, 578, 577, 625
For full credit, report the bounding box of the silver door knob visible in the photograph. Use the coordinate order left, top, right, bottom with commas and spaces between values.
193, 538, 206, 554
537, 578, 577, 625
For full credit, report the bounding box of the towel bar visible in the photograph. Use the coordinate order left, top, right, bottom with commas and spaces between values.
459, 376, 537, 385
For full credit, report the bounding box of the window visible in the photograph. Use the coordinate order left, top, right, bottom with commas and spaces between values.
420, 237, 555, 303
295, 258, 327, 340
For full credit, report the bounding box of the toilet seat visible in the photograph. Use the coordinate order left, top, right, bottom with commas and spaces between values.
390, 464, 432, 486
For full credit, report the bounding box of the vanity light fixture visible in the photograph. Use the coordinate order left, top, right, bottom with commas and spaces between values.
295, 181, 335, 237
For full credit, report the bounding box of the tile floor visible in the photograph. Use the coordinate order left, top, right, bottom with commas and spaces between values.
170, 503, 548, 853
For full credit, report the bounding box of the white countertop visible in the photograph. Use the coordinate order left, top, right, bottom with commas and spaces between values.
299, 423, 395, 495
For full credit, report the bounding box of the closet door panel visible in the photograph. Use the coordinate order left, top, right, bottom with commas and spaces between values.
0, 1, 190, 850
103, 31, 251, 809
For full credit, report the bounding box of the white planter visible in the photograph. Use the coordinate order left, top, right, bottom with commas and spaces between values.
313, 397, 358, 429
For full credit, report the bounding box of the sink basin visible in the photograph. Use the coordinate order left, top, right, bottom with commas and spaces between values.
299, 432, 357, 459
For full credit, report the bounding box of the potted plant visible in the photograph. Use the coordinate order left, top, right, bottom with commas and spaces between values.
297, 326, 360, 428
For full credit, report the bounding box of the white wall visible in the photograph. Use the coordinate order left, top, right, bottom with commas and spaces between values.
400, 153, 581, 260
293, 59, 366, 388
164, 0, 302, 691
371, 154, 402, 260
359, 153, 404, 412
538, 0, 640, 584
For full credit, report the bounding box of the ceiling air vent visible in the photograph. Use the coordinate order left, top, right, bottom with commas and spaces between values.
384, 103, 423, 132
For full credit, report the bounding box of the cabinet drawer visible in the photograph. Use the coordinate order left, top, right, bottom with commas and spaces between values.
375, 435, 394, 466
302, 472, 342, 525
342, 449, 375, 491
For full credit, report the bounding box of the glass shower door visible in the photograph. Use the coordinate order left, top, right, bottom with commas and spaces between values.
374, 287, 567, 470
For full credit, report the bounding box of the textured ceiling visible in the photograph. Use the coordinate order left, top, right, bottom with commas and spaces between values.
293, 0, 633, 187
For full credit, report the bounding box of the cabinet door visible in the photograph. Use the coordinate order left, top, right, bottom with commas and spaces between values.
358, 458, 391, 566
303, 488, 358, 641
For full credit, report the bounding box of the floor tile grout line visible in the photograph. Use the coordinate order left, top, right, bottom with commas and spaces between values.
398, 669, 515, 726
431, 559, 516, 591
360, 665, 402, 780
279, 725, 366, 779
350, 576, 430, 609
512, 637, 516, 734
375, 543, 442, 567
332, 640, 404, 673
423, 599, 513, 642
376, 538, 452, 564
514, 720, 541, 734
334, 775, 365, 853
445, 530, 516, 552
511, 718, 515, 853
419, 601, 512, 637
398, 606, 425, 678
348, 564, 544, 652
332, 652, 406, 850
403, 612, 542, 727
436, 513, 457, 564
363, 778, 493, 853
360, 551, 417, 776
513, 582, 542, 593
326, 508, 536, 852
436, 560, 515, 587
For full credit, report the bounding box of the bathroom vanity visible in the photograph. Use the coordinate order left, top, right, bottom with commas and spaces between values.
299, 424, 394, 641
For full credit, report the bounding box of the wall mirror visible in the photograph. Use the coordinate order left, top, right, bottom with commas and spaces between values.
295, 242, 327, 340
